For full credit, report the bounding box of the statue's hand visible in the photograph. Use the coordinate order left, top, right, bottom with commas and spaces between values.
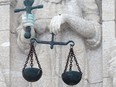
50, 14, 66, 34
22, 13, 35, 28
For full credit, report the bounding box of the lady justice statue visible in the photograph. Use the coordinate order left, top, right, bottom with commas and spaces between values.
15, 0, 102, 87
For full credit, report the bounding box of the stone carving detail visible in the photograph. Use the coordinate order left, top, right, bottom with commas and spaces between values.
16, 0, 101, 87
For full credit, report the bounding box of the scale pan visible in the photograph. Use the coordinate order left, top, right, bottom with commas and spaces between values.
22, 68, 42, 82
62, 71, 82, 85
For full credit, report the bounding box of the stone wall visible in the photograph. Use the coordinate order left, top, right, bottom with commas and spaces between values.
0, 0, 11, 87
102, 0, 115, 87
0, 0, 29, 87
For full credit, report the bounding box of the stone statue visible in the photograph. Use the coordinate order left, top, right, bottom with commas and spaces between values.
16, 0, 102, 87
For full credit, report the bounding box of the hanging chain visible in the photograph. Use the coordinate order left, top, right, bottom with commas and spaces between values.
23, 43, 33, 70
73, 55, 82, 73
30, 48, 34, 68
69, 56, 73, 71
69, 47, 73, 71
23, 42, 42, 70
64, 48, 71, 72
32, 44, 42, 70
71, 47, 82, 73
64, 45, 82, 73
64, 45, 73, 72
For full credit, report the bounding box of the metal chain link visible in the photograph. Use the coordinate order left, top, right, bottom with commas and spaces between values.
69, 48, 73, 71
64, 48, 71, 72
32, 44, 42, 70
23, 43, 33, 70
64, 45, 82, 73
64, 46, 73, 72
30, 51, 34, 68
69, 55, 73, 71
73, 55, 82, 73
71, 47, 82, 73
23, 43, 42, 70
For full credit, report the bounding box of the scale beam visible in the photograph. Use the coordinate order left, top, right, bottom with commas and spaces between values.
31, 33, 75, 49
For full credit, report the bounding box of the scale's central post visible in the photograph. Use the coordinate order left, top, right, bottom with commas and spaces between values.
15, 0, 43, 39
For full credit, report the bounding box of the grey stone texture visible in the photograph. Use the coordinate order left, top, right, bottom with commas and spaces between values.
0, 0, 115, 87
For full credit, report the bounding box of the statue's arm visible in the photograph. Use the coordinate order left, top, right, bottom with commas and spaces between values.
62, 14, 100, 38
66, 0, 101, 47
50, 0, 101, 48
63, 16, 101, 47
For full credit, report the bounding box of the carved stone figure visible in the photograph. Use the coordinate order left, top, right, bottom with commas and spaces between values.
16, 0, 102, 87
